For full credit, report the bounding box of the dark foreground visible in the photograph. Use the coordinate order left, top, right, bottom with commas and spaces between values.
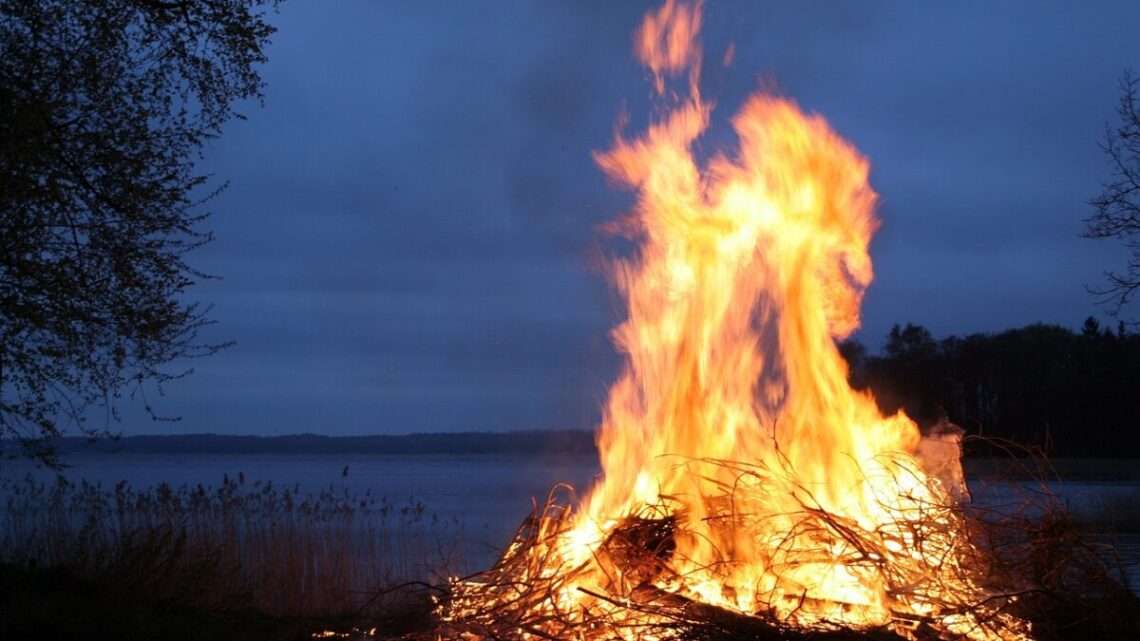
3, 549, 1139, 641
0, 563, 435, 641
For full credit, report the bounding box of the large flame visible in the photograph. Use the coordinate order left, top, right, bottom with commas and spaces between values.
445, 2, 1029, 639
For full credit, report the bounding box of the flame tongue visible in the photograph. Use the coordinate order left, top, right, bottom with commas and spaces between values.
578, 1, 940, 616
587, 88, 913, 522
445, 2, 1030, 639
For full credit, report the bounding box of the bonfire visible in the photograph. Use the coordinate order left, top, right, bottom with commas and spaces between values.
430, 2, 1078, 639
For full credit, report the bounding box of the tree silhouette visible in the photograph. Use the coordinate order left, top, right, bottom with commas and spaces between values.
1081, 316, 1102, 337
846, 321, 1140, 458
1086, 71, 1140, 318
0, 0, 277, 463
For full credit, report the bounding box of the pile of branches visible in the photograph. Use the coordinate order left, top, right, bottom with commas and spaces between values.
420, 456, 1138, 641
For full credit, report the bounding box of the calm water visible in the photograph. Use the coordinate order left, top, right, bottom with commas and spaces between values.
2, 452, 1137, 590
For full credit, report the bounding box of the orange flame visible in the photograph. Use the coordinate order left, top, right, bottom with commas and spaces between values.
447, 2, 1031, 639
635, 0, 703, 95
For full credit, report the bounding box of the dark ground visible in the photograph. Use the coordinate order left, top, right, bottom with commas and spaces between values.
0, 563, 435, 641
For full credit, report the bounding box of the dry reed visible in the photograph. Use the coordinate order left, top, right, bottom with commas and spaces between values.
0, 474, 462, 618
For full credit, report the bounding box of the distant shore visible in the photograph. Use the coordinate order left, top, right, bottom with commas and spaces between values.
5, 430, 599, 457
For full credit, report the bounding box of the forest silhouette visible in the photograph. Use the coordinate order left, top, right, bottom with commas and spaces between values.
842, 319, 1140, 458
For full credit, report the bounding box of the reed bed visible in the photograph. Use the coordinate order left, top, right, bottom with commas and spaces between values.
0, 474, 462, 619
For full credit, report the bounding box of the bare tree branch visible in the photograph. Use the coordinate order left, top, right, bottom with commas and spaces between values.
1085, 70, 1140, 317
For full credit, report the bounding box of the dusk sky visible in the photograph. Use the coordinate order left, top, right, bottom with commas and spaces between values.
128, 1, 1140, 436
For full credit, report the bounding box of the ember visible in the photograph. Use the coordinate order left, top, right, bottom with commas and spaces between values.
438, 2, 1034, 639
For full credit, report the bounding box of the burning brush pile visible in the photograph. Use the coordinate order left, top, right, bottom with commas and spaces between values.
421, 2, 1129, 640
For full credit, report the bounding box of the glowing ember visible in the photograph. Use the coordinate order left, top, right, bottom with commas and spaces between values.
442, 2, 1032, 639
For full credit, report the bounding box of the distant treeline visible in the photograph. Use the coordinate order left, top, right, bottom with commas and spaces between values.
842, 318, 1140, 458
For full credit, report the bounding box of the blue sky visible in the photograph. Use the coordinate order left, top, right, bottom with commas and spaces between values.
126, 1, 1140, 435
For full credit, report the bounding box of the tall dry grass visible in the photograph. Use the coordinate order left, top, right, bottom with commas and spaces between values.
0, 474, 463, 618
